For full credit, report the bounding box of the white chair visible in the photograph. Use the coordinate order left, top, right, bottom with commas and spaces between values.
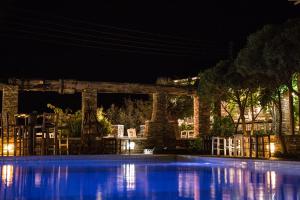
224, 137, 234, 156
144, 149, 154, 154
127, 128, 136, 138
181, 131, 188, 138
233, 134, 244, 157
211, 136, 226, 156
139, 125, 145, 137
58, 131, 69, 155
112, 125, 124, 138
187, 130, 194, 138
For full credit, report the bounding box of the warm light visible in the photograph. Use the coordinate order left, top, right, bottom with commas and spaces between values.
3, 144, 14, 154
126, 141, 135, 150
35, 173, 42, 187
2, 165, 14, 187
270, 143, 275, 154
123, 164, 136, 190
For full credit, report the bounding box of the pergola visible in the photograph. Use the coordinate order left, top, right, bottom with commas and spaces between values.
0, 79, 210, 151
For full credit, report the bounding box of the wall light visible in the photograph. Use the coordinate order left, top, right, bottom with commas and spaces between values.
270, 143, 275, 154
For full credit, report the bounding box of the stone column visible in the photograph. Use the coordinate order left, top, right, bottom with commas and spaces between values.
2, 85, 19, 127
281, 92, 290, 135
151, 93, 168, 122
194, 94, 211, 136
145, 93, 176, 149
81, 88, 98, 154
193, 95, 200, 137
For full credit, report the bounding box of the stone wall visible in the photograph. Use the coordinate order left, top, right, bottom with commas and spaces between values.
2, 85, 19, 127
272, 135, 300, 154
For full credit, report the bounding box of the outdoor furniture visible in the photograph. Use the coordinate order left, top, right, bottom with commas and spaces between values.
180, 130, 194, 138
127, 128, 136, 138
187, 130, 194, 138
224, 137, 234, 156
144, 148, 154, 154
233, 134, 244, 157
111, 125, 124, 138
211, 136, 226, 156
139, 125, 145, 137
180, 131, 188, 138
58, 131, 69, 155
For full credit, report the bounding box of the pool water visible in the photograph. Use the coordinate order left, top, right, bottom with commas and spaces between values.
1, 157, 300, 200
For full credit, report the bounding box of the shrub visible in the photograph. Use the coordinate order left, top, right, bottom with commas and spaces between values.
211, 116, 234, 136
97, 108, 112, 136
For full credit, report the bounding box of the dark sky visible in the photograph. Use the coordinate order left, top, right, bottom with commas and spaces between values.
1, 0, 299, 84
1, 0, 300, 112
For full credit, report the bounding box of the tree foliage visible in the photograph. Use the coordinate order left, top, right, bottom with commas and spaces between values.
106, 98, 152, 130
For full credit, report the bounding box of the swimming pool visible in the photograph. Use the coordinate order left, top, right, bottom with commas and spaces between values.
1, 155, 300, 200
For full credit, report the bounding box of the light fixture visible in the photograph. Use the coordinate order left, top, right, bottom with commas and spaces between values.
126, 141, 135, 150
3, 144, 14, 154
270, 143, 275, 154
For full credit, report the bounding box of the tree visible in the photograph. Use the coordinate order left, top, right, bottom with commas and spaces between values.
167, 95, 194, 121
234, 20, 300, 153
106, 98, 152, 131
198, 60, 248, 135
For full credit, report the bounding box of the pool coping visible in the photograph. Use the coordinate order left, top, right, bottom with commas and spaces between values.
1, 154, 300, 165
178, 155, 300, 164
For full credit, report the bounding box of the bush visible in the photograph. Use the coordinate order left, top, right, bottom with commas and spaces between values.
211, 116, 234, 136
67, 111, 82, 137
179, 123, 194, 131
188, 138, 202, 151
97, 108, 112, 136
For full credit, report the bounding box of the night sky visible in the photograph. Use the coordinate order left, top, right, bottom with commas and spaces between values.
0, 0, 300, 112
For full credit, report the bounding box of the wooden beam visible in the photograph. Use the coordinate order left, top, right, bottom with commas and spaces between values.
0, 79, 197, 95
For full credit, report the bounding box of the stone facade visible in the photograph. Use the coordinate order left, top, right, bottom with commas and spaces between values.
271, 135, 300, 154
145, 93, 176, 149
2, 85, 19, 127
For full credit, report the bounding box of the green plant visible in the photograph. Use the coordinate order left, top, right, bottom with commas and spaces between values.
106, 98, 152, 130
47, 104, 82, 137
97, 108, 112, 136
67, 111, 82, 137
179, 123, 194, 131
188, 138, 202, 151
211, 116, 234, 136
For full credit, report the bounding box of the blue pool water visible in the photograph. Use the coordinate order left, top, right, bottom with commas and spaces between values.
1, 156, 300, 200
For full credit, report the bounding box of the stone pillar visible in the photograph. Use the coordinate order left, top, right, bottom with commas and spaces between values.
193, 96, 200, 137
194, 94, 211, 136
151, 93, 168, 122
281, 92, 290, 135
81, 88, 98, 154
2, 85, 19, 127
145, 93, 176, 149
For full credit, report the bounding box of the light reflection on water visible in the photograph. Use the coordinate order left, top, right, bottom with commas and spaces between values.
1, 165, 13, 187
0, 161, 300, 199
